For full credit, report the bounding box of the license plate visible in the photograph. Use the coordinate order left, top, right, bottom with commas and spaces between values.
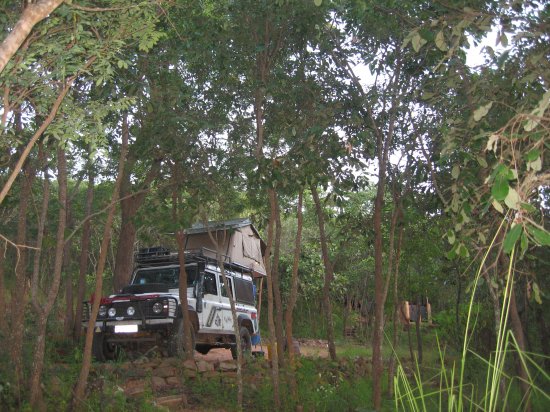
114, 324, 138, 333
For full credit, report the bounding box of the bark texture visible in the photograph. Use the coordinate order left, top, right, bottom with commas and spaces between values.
29, 147, 68, 407
74, 170, 94, 339
311, 185, 337, 361
0, 0, 64, 75
71, 116, 128, 409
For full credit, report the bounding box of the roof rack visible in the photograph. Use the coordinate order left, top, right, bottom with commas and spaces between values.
134, 247, 254, 278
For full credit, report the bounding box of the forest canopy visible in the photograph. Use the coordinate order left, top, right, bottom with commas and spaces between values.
0, 0, 548, 411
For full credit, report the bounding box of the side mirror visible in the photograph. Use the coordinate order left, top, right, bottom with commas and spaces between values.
194, 272, 204, 313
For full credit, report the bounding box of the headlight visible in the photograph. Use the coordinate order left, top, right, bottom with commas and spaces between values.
98, 305, 107, 317
108, 307, 117, 317
152, 302, 163, 314
127, 306, 135, 316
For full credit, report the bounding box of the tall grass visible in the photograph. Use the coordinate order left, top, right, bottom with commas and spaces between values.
393, 220, 550, 411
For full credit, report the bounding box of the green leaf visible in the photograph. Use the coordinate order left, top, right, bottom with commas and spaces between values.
492, 199, 504, 214
491, 175, 509, 201
524, 90, 550, 131
412, 32, 427, 52
451, 164, 460, 179
527, 225, 550, 246
447, 230, 455, 245
314, 0, 322, 6
457, 243, 469, 258
503, 224, 523, 253
520, 231, 528, 257
473, 102, 493, 121
476, 155, 488, 168
504, 187, 520, 210
525, 149, 540, 162
527, 157, 542, 171
435, 31, 448, 51
520, 202, 537, 213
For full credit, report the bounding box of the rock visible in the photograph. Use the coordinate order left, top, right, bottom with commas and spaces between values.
183, 369, 197, 379
124, 379, 146, 397
182, 359, 197, 371
126, 368, 148, 378
218, 361, 237, 372
201, 370, 220, 379
158, 359, 177, 369
155, 393, 187, 409
196, 360, 214, 373
166, 376, 181, 386
154, 366, 177, 378
151, 376, 168, 391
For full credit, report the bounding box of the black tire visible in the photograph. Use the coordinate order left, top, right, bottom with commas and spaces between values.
92, 333, 106, 362
195, 344, 211, 355
92, 333, 119, 362
231, 326, 252, 360
168, 319, 196, 358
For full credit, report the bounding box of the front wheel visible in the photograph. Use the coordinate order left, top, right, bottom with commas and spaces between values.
92, 333, 119, 362
168, 319, 196, 358
231, 326, 252, 360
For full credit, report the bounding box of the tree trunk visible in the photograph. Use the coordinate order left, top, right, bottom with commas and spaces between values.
284, 191, 303, 395
311, 185, 337, 361
387, 226, 404, 396
265, 189, 281, 409
63, 203, 74, 338
271, 191, 286, 368
176, 231, 193, 358
112, 198, 137, 292
415, 296, 423, 365
0, 0, 64, 75
71, 115, 128, 410
509, 287, 531, 412
74, 170, 95, 340
10, 138, 36, 395
112, 157, 161, 292
29, 147, 68, 407
0, 246, 5, 333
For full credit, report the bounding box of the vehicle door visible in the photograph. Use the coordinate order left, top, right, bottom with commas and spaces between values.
219, 274, 236, 332
199, 270, 224, 333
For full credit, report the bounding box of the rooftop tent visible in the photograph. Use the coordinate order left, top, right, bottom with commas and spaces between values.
184, 218, 267, 278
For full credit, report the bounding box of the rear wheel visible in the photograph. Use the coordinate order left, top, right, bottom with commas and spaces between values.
168, 319, 196, 358
231, 326, 252, 360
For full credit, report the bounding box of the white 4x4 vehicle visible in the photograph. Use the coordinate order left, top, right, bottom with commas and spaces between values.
82, 247, 260, 361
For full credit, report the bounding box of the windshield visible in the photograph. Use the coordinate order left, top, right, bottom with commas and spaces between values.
132, 265, 197, 288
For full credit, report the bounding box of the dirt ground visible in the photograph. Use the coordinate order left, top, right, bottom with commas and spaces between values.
197, 338, 330, 362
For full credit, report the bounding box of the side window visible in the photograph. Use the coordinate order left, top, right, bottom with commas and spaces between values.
204, 273, 217, 295
219, 276, 234, 299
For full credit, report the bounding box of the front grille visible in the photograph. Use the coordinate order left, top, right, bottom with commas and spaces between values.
96, 297, 178, 321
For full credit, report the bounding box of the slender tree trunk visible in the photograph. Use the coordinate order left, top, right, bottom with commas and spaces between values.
265, 189, 281, 409
112, 158, 161, 292
284, 192, 303, 398
10, 136, 36, 395
388, 226, 404, 396
271, 191, 286, 368
0, 246, 5, 333
0, 0, 64, 75
176, 231, 193, 358
71, 116, 128, 409
112, 200, 137, 292
74, 170, 94, 340
415, 296, 423, 365
63, 203, 74, 338
311, 185, 337, 361
509, 287, 531, 411
29, 147, 68, 407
